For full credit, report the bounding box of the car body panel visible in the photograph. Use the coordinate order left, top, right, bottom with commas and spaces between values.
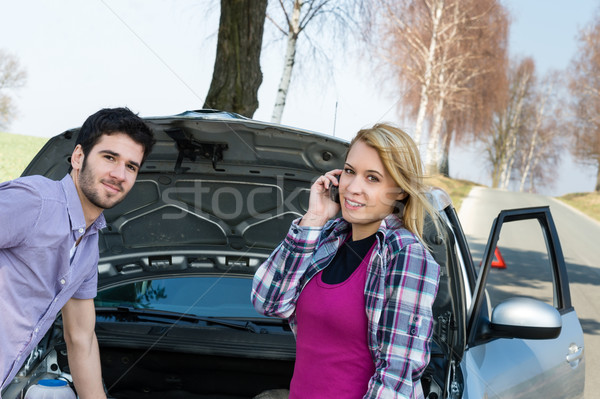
462, 311, 585, 398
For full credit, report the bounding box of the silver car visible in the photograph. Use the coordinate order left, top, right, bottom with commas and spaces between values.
2, 111, 584, 398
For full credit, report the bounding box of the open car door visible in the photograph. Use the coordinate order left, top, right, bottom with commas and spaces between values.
462, 207, 585, 398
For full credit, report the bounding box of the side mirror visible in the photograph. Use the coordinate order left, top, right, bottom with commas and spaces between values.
489, 297, 562, 340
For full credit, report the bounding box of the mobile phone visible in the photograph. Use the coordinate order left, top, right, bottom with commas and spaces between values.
329, 177, 340, 203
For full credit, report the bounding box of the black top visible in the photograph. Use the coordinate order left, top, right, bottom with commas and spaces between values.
321, 233, 377, 284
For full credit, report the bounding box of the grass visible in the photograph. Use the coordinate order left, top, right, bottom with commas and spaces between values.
425, 174, 481, 211
427, 174, 600, 223
0, 132, 48, 182
556, 192, 600, 223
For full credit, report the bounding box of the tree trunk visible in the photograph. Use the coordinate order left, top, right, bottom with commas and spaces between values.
439, 128, 452, 177
519, 131, 538, 192
413, 82, 430, 148
596, 161, 600, 192
519, 81, 552, 192
491, 155, 504, 188
499, 132, 517, 189
426, 95, 445, 175
203, 0, 268, 118
413, 0, 444, 146
490, 119, 507, 188
498, 68, 531, 189
491, 165, 501, 188
271, 0, 302, 124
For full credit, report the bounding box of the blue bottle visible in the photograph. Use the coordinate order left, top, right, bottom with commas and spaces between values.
24, 379, 76, 399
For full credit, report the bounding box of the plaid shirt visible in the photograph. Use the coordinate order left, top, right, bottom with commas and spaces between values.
252, 214, 440, 399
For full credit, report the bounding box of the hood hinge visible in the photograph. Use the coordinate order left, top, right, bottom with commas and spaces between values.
166, 128, 228, 172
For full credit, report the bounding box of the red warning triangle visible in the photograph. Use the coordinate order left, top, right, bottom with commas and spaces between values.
491, 248, 506, 269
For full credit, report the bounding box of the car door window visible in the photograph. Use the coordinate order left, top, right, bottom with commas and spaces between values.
485, 218, 556, 310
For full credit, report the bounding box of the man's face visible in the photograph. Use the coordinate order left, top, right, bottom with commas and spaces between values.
75, 133, 144, 211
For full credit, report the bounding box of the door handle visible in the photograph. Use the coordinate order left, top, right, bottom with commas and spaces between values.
566, 345, 584, 363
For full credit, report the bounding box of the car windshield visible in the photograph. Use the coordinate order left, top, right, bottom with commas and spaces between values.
95, 276, 265, 319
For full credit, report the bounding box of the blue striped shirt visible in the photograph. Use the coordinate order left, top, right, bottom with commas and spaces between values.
252, 214, 440, 398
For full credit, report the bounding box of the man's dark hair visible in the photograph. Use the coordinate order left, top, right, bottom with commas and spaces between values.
76, 107, 155, 165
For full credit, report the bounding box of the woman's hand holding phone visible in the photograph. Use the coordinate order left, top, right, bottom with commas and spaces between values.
329, 178, 340, 203
299, 169, 342, 227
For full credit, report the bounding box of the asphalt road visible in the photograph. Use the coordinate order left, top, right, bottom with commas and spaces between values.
458, 186, 600, 398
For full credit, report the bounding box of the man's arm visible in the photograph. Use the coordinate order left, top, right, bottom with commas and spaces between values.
62, 298, 107, 399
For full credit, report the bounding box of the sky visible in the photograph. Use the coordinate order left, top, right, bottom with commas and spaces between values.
0, 0, 598, 196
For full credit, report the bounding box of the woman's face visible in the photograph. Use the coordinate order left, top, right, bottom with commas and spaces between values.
340, 140, 406, 240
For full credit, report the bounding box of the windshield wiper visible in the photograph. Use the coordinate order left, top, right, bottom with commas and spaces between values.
96, 306, 267, 333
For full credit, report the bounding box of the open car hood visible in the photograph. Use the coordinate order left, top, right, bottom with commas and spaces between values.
21, 110, 463, 361
22, 110, 349, 283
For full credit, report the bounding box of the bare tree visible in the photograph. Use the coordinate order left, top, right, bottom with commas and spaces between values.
482, 59, 564, 192
203, 0, 268, 118
514, 122, 561, 193
437, 5, 508, 176
267, 0, 360, 124
516, 73, 561, 192
425, 0, 508, 175
0, 49, 27, 129
485, 58, 535, 188
568, 12, 600, 192
371, 0, 446, 147
368, 0, 508, 174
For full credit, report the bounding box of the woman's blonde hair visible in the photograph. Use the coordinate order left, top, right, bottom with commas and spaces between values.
349, 123, 438, 242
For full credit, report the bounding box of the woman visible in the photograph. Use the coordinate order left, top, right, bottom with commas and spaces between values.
251, 123, 440, 398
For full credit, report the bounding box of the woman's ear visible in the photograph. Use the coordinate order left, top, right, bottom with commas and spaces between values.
393, 190, 408, 214
71, 145, 84, 171
396, 189, 408, 202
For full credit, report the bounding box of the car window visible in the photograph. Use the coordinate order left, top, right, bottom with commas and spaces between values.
484, 218, 556, 309
95, 276, 264, 319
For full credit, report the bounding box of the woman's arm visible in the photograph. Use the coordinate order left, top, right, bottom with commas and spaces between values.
365, 241, 441, 398
252, 170, 342, 319
251, 219, 323, 319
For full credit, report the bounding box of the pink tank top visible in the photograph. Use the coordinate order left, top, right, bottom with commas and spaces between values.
289, 244, 376, 398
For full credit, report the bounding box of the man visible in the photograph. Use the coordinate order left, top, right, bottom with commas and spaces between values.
0, 107, 154, 398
